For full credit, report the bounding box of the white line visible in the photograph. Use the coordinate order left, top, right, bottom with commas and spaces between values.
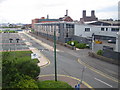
94, 78, 113, 87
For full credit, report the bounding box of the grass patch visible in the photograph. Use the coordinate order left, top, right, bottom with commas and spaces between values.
37, 80, 72, 88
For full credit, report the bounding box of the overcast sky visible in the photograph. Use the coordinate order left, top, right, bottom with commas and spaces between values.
0, 0, 119, 24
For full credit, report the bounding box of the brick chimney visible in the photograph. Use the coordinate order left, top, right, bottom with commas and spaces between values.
91, 10, 95, 18
83, 10, 86, 18
65, 9, 68, 16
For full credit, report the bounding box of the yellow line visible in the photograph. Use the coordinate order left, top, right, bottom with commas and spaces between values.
38, 74, 94, 90
78, 59, 120, 83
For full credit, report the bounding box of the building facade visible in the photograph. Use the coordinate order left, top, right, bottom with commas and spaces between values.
75, 24, 120, 40
34, 21, 74, 42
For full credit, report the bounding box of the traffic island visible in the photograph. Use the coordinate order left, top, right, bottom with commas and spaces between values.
38, 74, 92, 89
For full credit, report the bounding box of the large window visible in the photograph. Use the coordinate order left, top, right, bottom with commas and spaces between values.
85, 28, 90, 32
101, 28, 104, 31
111, 28, 119, 32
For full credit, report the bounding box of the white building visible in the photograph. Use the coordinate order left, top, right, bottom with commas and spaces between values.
75, 23, 120, 40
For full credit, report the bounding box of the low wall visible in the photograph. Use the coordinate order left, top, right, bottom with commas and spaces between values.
88, 52, 120, 65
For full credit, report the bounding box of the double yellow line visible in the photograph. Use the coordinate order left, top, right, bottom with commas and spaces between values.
78, 59, 120, 83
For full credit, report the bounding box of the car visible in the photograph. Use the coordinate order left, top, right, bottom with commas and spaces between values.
108, 39, 116, 43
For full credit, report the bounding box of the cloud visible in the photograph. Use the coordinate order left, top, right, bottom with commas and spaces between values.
0, 0, 119, 23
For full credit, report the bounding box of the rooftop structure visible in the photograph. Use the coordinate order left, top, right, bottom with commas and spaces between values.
80, 10, 98, 22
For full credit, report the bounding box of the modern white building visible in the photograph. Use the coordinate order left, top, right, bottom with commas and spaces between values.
115, 32, 120, 52
75, 23, 120, 40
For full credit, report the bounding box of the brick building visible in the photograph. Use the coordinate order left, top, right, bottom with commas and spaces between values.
32, 10, 73, 29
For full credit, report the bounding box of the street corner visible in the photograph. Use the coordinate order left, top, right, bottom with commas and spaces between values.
37, 56, 50, 68
38, 74, 93, 89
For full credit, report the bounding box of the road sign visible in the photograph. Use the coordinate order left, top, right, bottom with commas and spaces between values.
31, 53, 38, 59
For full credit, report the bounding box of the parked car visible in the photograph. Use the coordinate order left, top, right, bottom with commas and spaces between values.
95, 40, 102, 44
108, 39, 116, 43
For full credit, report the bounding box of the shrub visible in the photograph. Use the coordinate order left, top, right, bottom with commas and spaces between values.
17, 60, 40, 78
97, 50, 103, 55
11, 75, 39, 88
75, 43, 86, 49
67, 40, 79, 46
2, 51, 40, 88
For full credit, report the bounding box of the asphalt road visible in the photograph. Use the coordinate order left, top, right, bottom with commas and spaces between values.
1, 32, 119, 89
23, 33, 119, 88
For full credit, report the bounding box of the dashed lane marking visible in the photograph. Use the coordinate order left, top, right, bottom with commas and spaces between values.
94, 78, 113, 87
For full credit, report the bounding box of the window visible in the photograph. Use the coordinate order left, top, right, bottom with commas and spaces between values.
101, 28, 104, 31
85, 28, 90, 32
106, 28, 108, 31
66, 33, 68, 37
111, 28, 119, 32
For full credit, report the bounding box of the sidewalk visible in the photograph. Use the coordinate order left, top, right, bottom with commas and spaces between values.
38, 74, 92, 89
21, 34, 50, 67
29, 47, 50, 67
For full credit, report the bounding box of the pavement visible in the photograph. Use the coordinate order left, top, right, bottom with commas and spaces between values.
23, 32, 91, 89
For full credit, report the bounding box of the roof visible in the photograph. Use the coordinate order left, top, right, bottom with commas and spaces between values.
39, 19, 59, 22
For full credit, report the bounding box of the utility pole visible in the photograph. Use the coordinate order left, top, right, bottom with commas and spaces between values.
54, 24, 57, 81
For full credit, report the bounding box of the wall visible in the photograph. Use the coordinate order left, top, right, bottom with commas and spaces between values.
103, 49, 120, 61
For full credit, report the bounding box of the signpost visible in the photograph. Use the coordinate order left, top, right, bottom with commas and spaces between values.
75, 84, 80, 90
31, 53, 38, 59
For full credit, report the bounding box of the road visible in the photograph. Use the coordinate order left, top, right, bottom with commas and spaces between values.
1, 32, 119, 89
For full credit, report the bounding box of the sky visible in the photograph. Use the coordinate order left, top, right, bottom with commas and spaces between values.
0, 0, 119, 24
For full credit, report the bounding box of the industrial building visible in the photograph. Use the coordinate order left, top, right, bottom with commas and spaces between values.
34, 21, 74, 42
32, 10, 120, 43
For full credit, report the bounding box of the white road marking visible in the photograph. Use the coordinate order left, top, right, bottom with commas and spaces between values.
94, 78, 113, 87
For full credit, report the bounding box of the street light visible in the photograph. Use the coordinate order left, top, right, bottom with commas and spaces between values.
16, 38, 20, 51
16, 38, 20, 43
9, 38, 13, 43
71, 41, 74, 50
9, 38, 13, 51
80, 66, 86, 84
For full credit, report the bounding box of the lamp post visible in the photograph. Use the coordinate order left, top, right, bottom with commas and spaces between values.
16, 38, 20, 50
54, 24, 57, 81
9, 38, 13, 43
16, 38, 20, 43
9, 38, 13, 51
80, 66, 86, 84
71, 41, 74, 50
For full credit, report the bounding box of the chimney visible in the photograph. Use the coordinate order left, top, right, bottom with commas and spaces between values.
47, 14, 49, 19
91, 10, 95, 18
65, 10, 68, 16
83, 10, 86, 18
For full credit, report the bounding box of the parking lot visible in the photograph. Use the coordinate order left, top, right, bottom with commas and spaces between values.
0, 33, 29, 51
